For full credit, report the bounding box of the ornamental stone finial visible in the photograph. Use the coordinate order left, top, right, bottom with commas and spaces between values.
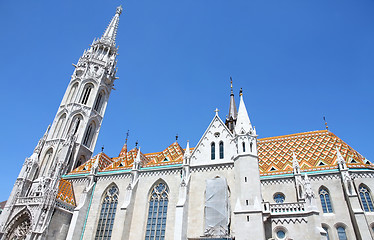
116, 5, 123, 15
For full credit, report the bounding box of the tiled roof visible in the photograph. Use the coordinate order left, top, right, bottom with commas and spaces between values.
258, 130, 372, 176
69, 152, 113, 174
103, 147, 149, 171
56, 179, 76, 206
143, 142, 184, 167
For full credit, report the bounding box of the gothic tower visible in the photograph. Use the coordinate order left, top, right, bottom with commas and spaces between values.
0, 6, 122, 240
232, 89, 265, 239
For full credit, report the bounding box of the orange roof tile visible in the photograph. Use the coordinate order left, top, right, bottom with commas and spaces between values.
56, 179, 76, 206
69, 152, 113, 174
258, 130, 371, 176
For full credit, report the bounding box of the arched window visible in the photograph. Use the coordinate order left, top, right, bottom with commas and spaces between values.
319, 188, 333, 213
219, 141, 224, 159
95, 185, 119, 239
66, 82, 78, 104
336, 226, 347, 240
39, 148, 53, 177
67, 115, 82, 136
94, 91, 104, 112
322, 226, 330, 240
145, 182, 169, 240
359, 185, 374, 212
211, 142, 215, 160
242, 142, 246, 152
250, 142, 253, 152
274, 193, 285, 203
80, 84, 93, 105
53, 114, 66, 139
83, 122, 95, 147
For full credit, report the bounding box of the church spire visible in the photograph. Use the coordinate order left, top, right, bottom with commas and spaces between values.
234, 88, 253, 135
96, 6, 122, 46
226, 77, 237, 132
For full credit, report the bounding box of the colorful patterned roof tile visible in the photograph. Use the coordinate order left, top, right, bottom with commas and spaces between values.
258, 130, 371, 176
69, 152, 113, 174
56, 179, 76, 206
103, 147, 149, 171
143, 142, 184, 167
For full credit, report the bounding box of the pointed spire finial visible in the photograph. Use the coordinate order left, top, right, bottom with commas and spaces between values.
323, 116, 329, 130
239, 88, 243, 96
135, 140, 138, 148
215, 108, 219, 116
101, 145, 104, 152
100, 6, 122, 46
230, 76, 233, 94
125, 130, 130, 144
176, 134, 179, 142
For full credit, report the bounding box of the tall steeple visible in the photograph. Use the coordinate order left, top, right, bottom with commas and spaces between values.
226, 77, 237, 132
0, 7, 123, 240
97, 6, 122, 46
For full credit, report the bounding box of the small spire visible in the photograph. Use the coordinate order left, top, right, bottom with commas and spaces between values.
101, 145, 104, 152
292, 151, 300, 174
176, 134, 179, 142
119, 130, 129, 157
323, 116, 329, 130
215, 108, 219, 116
336, 147, 347, 170
239, 88, 243, 96
100, 6, 123, 46
228, 77, 237, 119
234, 89, 252, 135
184, 140, 191, 164
135, 140, 139, 148
230, 76, 233, 95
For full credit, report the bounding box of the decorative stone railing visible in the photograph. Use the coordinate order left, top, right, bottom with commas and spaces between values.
16, 196, 43, 205
55, 200, 75, 212
269, 202, 305, 215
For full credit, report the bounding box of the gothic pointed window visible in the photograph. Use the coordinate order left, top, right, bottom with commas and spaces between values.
211, 142, 215, 160
242, 142, 246, 152
336, 226, 347, 240
53, 114, 66, 139
94, 91, 104, 112
39, 148, 53, 177
80, 84, 94, 105
359, 185, 374, 212
83, 122, 95, 147
145, 182, 169, 240
66, 82, 78, 104
219, 141, 224, 159
319, 188, 333, 213
95, 185, 119, 239
250, 142, 253, 152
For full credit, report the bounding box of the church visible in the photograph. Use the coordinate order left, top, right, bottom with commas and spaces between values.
0, 5, 373, 240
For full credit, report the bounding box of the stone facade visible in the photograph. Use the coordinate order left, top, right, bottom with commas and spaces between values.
1, 5, 374, 240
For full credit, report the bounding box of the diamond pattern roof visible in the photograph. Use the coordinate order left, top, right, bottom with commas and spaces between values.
56, 179, 76, 206
258, 130, 371, 176
69, 152, 113, 174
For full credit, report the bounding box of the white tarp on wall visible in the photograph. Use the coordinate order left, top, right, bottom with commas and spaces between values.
204, 177, 229, 237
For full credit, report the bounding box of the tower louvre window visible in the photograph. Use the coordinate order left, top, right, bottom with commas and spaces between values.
53, 114, 66, 139
145, 182, 169, 240
83, 122, 95, 147
94, 92, 103, 112
219, 141, 224, 159
66, 83, 78, 104
95, 185, 119, 240
359, 185, 374, 212
319, 188, 333, 213
211, 142, 215, 160
80, 84, 93, 105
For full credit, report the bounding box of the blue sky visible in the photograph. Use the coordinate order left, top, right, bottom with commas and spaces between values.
0, 0, 373, 200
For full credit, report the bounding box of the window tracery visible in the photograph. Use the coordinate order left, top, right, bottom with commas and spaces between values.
319, 188, 333, 213
145, 182, 169, 240
359, 185, 374, 212
95, 185, 119, 239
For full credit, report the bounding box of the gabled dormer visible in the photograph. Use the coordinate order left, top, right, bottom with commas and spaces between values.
191, 109, 235, 166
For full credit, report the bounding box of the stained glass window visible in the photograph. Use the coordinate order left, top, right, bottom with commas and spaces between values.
359, 185, 374, 212
274, 193, 285, 203
211, 142, 215, 160
319, 188, 333, 213
95, 185, 119, 240
337, 226, 347, 240
145, 182, 169, 240
219, 141, 224, 159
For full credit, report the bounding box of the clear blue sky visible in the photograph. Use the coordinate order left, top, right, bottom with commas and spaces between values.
0, 0, 373, 200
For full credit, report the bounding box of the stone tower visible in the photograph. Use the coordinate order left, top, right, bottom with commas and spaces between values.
232, 89, 265, 239
0, 6, 122, 240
